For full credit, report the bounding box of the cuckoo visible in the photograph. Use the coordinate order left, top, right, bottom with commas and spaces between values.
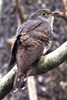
8, 9, 54, 90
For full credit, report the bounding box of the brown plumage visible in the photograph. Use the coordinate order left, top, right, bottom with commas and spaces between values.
8, 9, 54, 90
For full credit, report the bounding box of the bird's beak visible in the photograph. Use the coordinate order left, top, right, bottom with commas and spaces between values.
52, 11, 67, 21
52, 11, 61, 17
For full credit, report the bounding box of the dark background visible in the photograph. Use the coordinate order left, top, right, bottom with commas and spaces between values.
0, 0, 67, 100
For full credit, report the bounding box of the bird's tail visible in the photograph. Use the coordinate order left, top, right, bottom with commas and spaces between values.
13, 72, 27, 92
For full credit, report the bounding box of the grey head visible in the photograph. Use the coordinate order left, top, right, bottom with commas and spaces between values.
16, 9, 54, 37
28, 9, 54, 29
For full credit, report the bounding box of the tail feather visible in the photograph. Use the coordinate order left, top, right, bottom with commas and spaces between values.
13, 72, 26, 91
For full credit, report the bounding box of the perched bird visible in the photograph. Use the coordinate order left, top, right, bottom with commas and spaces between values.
8, 9, 54, 90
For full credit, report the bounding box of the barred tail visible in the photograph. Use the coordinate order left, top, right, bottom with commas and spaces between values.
13, 72, 26, 91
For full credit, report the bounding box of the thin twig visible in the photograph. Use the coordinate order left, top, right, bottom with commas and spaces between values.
16, 0, 26, 24
27, 76, 38, 100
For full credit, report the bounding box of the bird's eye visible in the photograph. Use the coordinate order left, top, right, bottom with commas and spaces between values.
49, 14, 52, 16
41, 12, 47, 16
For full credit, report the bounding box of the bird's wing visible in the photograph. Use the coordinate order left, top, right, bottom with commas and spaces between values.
8, 20, 42, 71
16, 31, 50, 74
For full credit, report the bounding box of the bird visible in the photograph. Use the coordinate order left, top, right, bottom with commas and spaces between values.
8, 9, 54, 90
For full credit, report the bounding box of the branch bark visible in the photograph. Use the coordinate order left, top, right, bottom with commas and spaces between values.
0, 41, 67, 99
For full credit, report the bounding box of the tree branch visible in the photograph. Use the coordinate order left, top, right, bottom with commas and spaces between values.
27, 76, 38, 100
0, 65, 17, 99
16, 0, 26, 23
0, 41, 67, 99
29, 41, 67, 75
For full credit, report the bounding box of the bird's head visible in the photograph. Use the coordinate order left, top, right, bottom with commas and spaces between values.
29, 9, 54, 29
